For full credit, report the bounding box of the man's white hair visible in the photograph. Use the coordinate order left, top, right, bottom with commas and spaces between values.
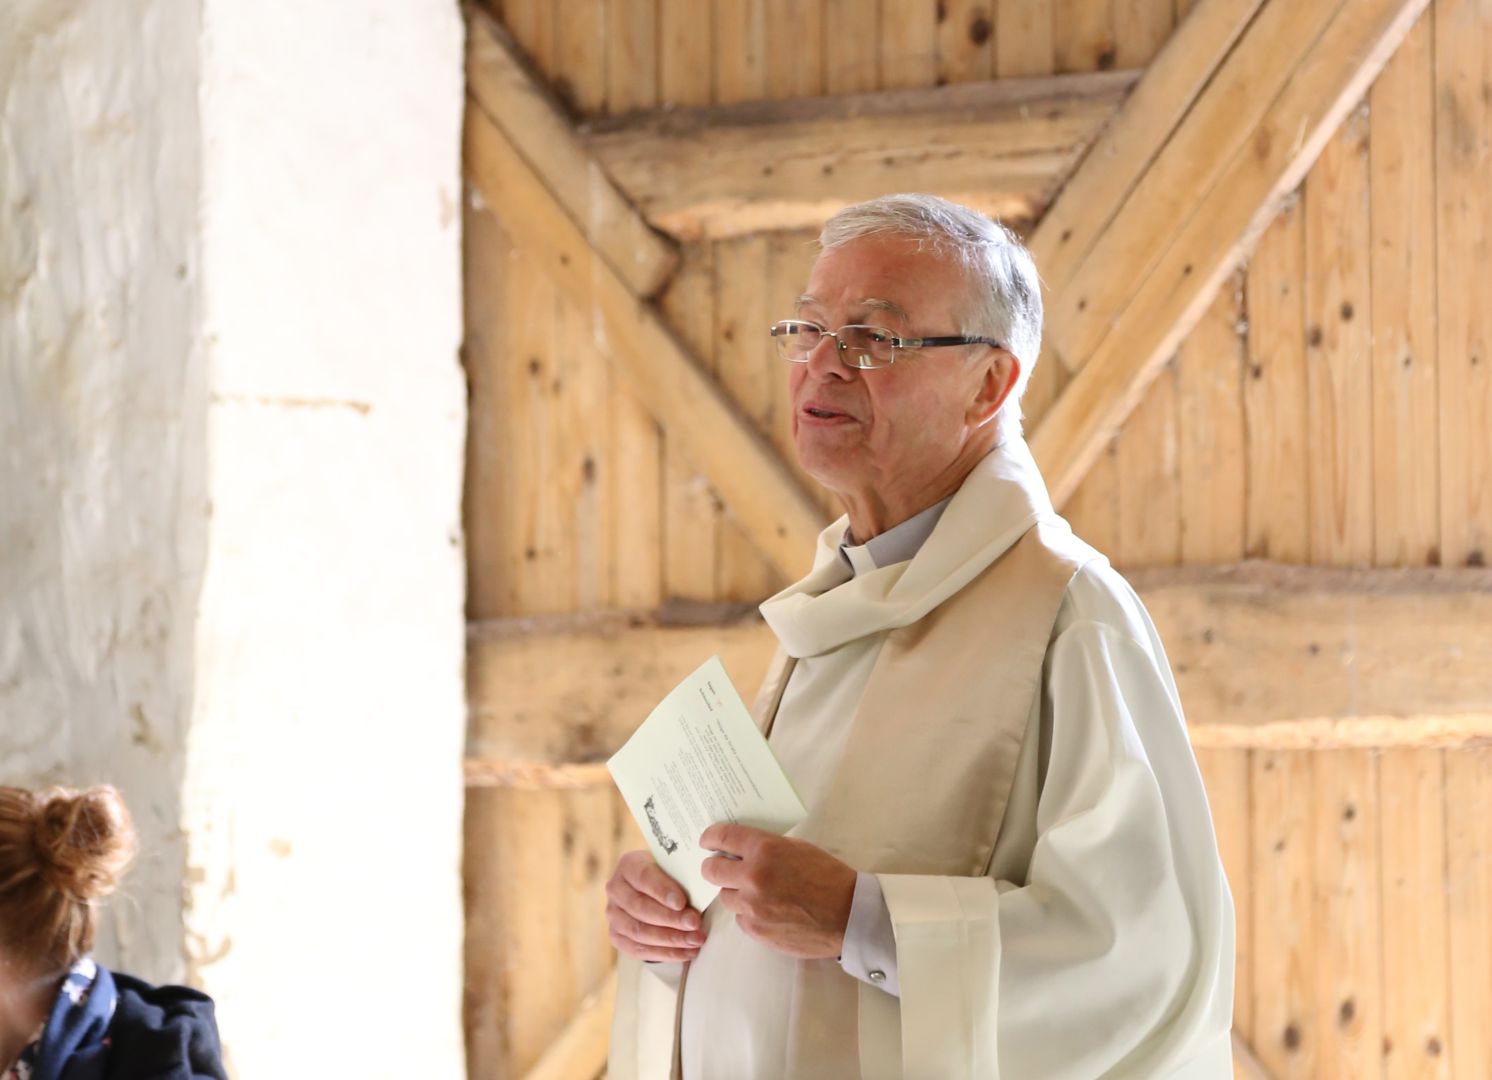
818, 193, 1043, 431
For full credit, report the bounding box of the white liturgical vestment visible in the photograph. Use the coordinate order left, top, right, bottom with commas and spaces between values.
609, 436, 1235, 1079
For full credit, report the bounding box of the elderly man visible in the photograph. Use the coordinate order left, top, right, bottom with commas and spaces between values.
605, 194, 1234, 1078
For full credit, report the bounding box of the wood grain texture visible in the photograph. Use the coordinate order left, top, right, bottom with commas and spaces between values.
1055, 0, 1114, 74
658, 0, 712, 108
1131, 562, 1492, 733
1062, 439, 1121, 559
1304, 106, 1375, 567
825, 0, 883, 93
1194, 748, 1253, 1049
1378, 748, 1451, 1080
714, 234, 784, 600
880, 0, 939, 88
1117, 358, 1182, 567
1115, 0, 1176, 66
466, 565, 1492, 768
466, 610, 782, 768
1178, 274, 1248, 563
660, 244, 722, 602
1033, 0, 1431, 508
582, 72, 1135, 239
1445, 746, 1492, 1079
936, 0, 996, 83
465, 106, 825, 579
1310, 749, 1383, 1078
552, 0, 609, 115
606, 0, 659, 113
468, 6, 678, 299
1250, 750, 1317, 1078
1030, 0, 1266, 324
1434, 0, 1492, 568
1038, 0, 1257, 287
1369, 12, 1440, 569
766, 0, 826, 99
1243, 194, 1310, 563
1046, 0, 1342, 372
995, 0, 1054, 76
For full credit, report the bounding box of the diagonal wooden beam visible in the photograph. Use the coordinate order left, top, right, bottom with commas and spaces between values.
580, 70, 1139, 241
464, 99, 825, 579
1028, 0, 1265, 297
1031, 0, 1430, 506
466, 4, 677, 298
520, 967, 618, 1080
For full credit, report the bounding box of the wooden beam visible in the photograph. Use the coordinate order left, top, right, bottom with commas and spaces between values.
1028, 0, 1265, 293
1040, 0, 1332, 368
1030, 0, 1430, 506
521, 968, 618, 1080
1131, 563, 1492, 746
465, 4, 677, 298
464, 101, 826, 578
1232, 1030, 1276, 1080
464, 564, 1492, 783
465, 606, 782, 775
580, 71, 1138, 240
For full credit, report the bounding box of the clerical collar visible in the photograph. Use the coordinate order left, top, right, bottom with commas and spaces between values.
837, 495, 954, 576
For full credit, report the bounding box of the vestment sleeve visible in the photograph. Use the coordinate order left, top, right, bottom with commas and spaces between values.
875, 619, 1235, 1078
838, 871, 900, 996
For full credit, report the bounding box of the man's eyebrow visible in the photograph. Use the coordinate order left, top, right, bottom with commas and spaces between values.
856, 297, 909, 321
794, 295, 909, 321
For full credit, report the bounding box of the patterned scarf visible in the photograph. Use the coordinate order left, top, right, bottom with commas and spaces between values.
3, 959, 118, 1080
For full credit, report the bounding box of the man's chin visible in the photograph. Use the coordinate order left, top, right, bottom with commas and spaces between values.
794, 446, 861, 494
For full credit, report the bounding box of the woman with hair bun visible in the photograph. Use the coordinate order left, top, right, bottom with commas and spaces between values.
0, 785, 226, 1080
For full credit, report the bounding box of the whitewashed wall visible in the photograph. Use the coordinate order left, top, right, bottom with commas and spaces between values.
1, 0, 468, 1076
0, 0, 209, 980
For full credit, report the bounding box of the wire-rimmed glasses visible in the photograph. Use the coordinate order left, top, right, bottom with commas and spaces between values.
768, 319, 1003, 370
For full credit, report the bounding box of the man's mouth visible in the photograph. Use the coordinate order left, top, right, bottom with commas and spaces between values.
802, 402, 854, 421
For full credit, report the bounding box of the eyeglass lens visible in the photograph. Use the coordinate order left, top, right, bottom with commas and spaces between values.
770, 321, 896, 366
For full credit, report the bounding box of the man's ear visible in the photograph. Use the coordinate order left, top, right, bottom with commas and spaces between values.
968, 349, 1020, 429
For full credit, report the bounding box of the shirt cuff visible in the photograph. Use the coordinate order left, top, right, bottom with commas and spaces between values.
837, 871, 900, 997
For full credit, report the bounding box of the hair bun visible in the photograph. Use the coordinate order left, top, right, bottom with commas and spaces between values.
31, 786, 138, 903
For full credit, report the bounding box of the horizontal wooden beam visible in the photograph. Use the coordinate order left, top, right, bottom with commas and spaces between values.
1032, 0, 1430, 506
581, 71, 1138, 240
465, 566, 1492, 785
1130, 562, 1492, 745
465, 4, 677, 297
464, 101, 826, 579
465, 605, 781, 778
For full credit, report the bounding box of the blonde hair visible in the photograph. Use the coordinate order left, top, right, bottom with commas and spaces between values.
0, 785, 137, 976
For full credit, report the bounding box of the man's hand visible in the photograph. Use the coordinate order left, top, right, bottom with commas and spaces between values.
605, 850, 708, 962
699, 823, 857, 959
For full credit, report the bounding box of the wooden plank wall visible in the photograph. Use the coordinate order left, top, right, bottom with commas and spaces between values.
463, 1, 1492, 1077
1060, 4, 1492, 1078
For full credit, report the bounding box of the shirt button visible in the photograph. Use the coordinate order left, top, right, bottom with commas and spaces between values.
868, 969, 886, 983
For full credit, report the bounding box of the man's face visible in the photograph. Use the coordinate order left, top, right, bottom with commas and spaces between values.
789, 234, 999, 503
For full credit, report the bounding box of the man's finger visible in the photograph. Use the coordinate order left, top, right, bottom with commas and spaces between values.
698, 821, 762, 855
714, 887, 742, 915
623, 855, 690, 912
608, 878, 701, 931
700, 853, 748, 889
608, 926, 701, 964
608, 905, 709, 949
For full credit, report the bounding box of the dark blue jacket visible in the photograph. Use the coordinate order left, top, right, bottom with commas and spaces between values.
30, 965, 226, 1080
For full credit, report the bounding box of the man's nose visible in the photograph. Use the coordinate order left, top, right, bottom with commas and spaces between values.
802, 333, 853, 380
